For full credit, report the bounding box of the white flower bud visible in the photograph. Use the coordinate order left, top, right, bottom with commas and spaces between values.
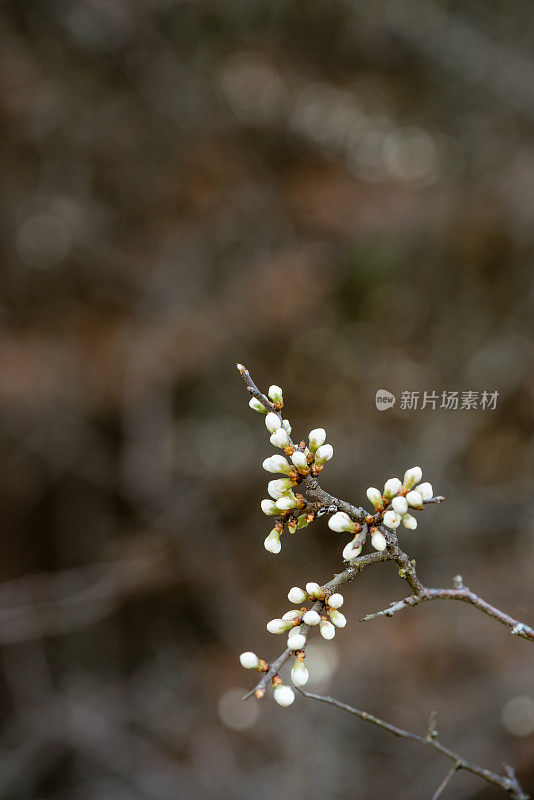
267, 618, 291, 634
291, 451, 308, 469
406, 490, 423, 509
342, 540, 362, 560
275, 493, 297, 511
327, 593, 344, 609
366, 487, 383, 509
319, 619, 336, 640
308, 428, 326, 452
273, 684, 295, 706
314, 444, 333, 466
268, 385, 283, 404
383, 510, 402, 529
249, 397, 266, 413
328, 511, 356, 533
302, 609, 321, 626
288, 586, 307, 604
282, 419, 292, 434
371, 531, 387, 552
305, 582, 323, 598
239, 651, 260, 669
287, 627, 306, 650
267, 478, 293, 499
291, 660, 309, 686
261, 498, 278, 515
265, 412, 282, 433
264, 530, 281, 554
328, 609, 346, 628
383, 478, 402, 499
263, 455, 292, 474
270, 428, 289, 448
282, 610, 301, 621
417, 482, 433, 501
391, 496, 408, 515
402, 513, 418, 530
403, 466, 422, 491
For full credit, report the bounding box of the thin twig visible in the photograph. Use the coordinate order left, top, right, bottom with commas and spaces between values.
431, 762, 460, 800
298, 690, 529, 799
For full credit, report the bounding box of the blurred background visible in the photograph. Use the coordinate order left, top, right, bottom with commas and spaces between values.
1, 1, 534, 798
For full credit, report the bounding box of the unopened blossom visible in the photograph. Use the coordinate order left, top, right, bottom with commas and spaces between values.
383, 510, 402, 529
366, 487, 383, 509
291, 658, 309, 686
287, 518, 298, 534
264, 529, 281, 553
239, 652, 260, 669
261, 499, 278, 515
287, 627, 306, 650
327, 593, 344, 609
273, 683, 295, 707
268, 385, 283, 404
402, 513, 418, 530
263, 455, 292, 474
342, 539, 362, 560
302, 609, 321, 626
268, 478, 293, 499
328, 511, 357, 533
270, 428, 289, 448
249, 397, 266, 413
282, 610, 301, 621
288, 586, 308, 604
282, 419, 292, 434
315, 443, 333, 466
328, 609, 346, 628
296, 514, 310, 529
291, 451, 308, 470
417, 482, 433, 501
383, 478, 402, 499
308, 428, 326, 452
265, 412, 282, 433
391, 495, 408, 515
305, 582, 323, 598
319, 619, 336, 640
403, 466, 422, 491
275, 492, 298, 511
267, 618, 293, 634
371, 530, 387, 551
406, 490, 423, 509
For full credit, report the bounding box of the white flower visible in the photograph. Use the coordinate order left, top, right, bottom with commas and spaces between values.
308, 428, 326, 452
282, 419, 292, 434
402, 513, 418, 530
270, 428, 289, 449
305, 582, 323, 598
302, 609, 321, 626
264, 530, 281, 554
406, 490, 423, 509
291, 659, 309, 686
265, 412, 282, 433
267, 618, 291, 634
328, 511, 357, 533
371, 530, 387, 552
342, 540, 362, 560
383, 510, 402, 529
391, 496, 408, 515
315, 444, 333, 466
239, 651, 259, 669
249, 398, 266, 413
282, 610, 301, 621
287, 627, 307, 650
417, 482, 433, 501
261, 499, 279, 515
327, 593, 344, 609
275, 493, 297, 511
319, 619, 336, 640
273, 684, 295, 706
268, 385, 283, 404
291, 451, 308, 470
263, 455, 292, 474
366, 487, 383, 509
288, 586, 307, 604
383, 478, 402, 499
328, 609, 346, 628
403, 466, 422, 491
267, 478, 293, 499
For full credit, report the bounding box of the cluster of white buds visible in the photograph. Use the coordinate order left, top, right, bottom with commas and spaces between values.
367, 467, 435, 533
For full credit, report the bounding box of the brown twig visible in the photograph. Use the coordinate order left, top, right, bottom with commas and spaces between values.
298, 690, 529, 799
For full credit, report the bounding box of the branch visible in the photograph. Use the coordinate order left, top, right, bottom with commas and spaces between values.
298, 690, 529, 800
